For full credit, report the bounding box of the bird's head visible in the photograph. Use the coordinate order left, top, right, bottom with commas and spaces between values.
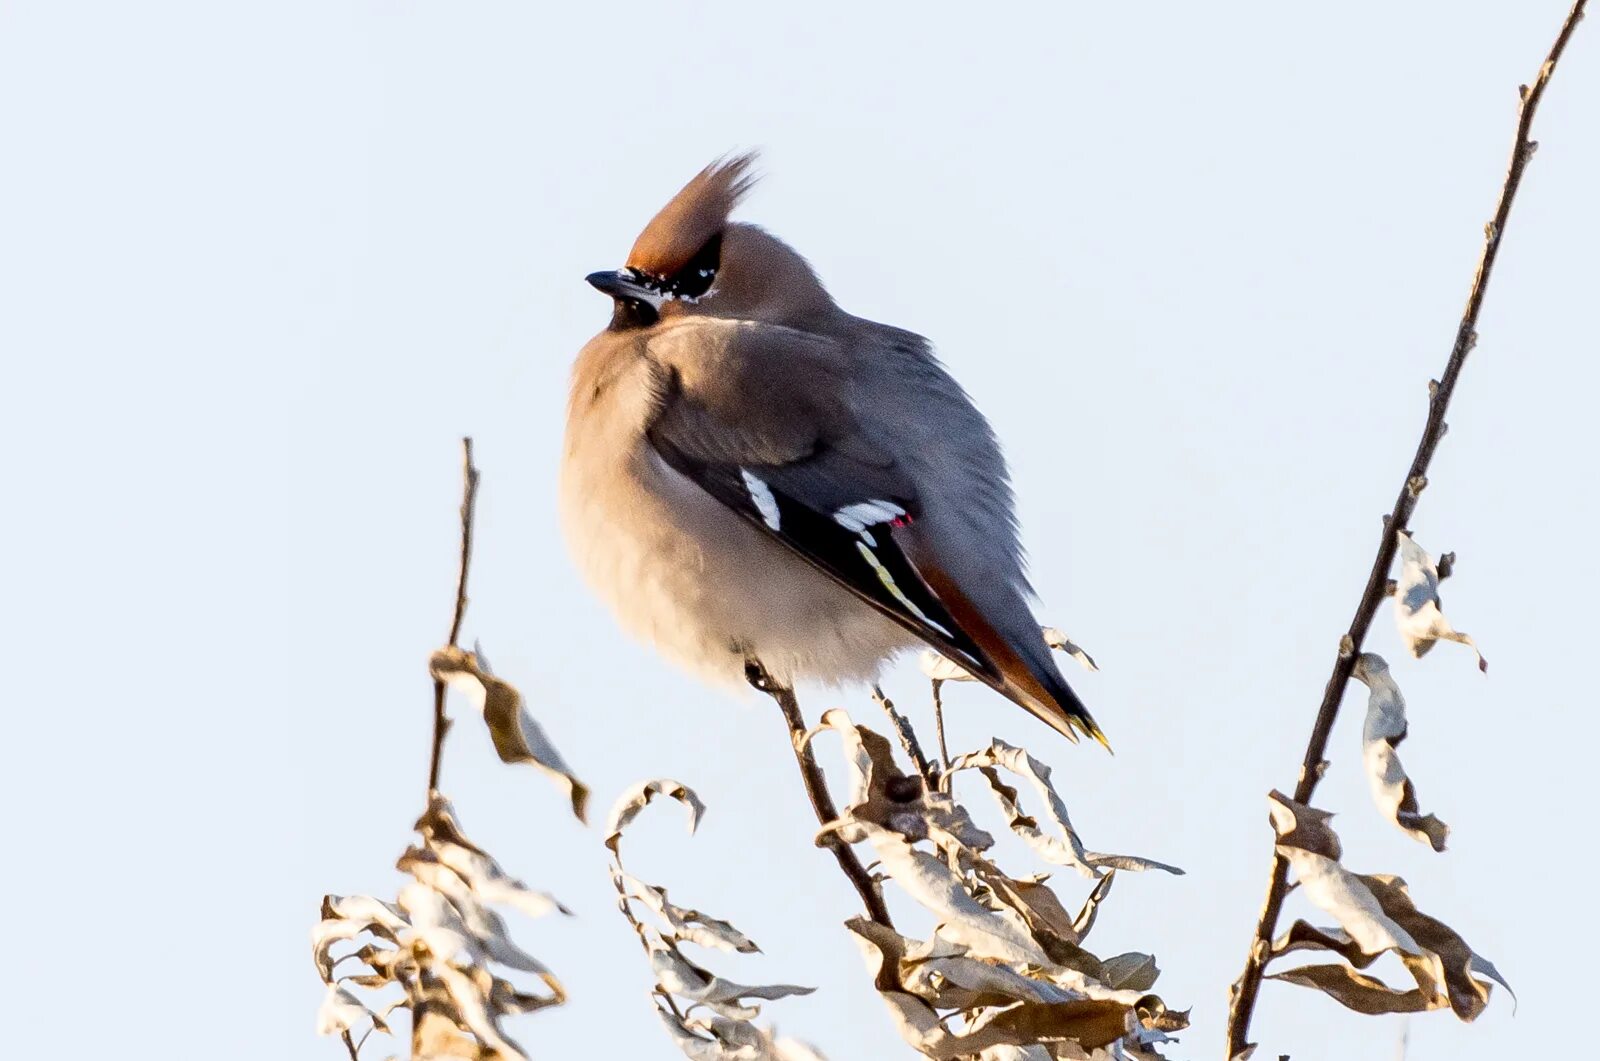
586, 152, 837, 331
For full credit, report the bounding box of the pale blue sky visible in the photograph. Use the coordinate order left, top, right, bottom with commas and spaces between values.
2, 3, 1595, 1058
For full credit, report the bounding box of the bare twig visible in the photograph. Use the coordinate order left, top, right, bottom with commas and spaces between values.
930, 678, 952, 789
1225, 4, 1589, 1055
745, 661, 894, 927
872, 684, 934, 782
428, 437, 481, 798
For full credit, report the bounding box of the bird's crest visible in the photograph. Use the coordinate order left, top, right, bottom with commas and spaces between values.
627, 152, 759, 278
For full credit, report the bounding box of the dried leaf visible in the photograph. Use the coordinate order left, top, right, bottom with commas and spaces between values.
655, 1011, 827, 1061
847, 920, 989, 1060
646, 933, 814, 1020
848, 822, 1050, 965
1267, 792, 1508, 1021
1042, 628, 1100, 672
429, 838, 572, 920
398, 881, 478, 966
605, 778, 707, 854
770, 1037, 829, 1061
316, 984, 372, 1036
949, 741, 1181, 879
400, 850, 555, 977
1099, 952, 1159, 992
850, 917, 1172, 1060
1266, 963, 1434, 1015
433, 962, 527, 1059
966, 998, 1135, 1052
610, 780, 821, 1057
1268, 794, 1420, 956
805, 708, 914, 812
1362, 873, 1509, 1020
1352, 654, 1449, 851
1072, 872, 1116, 941
810, 709, 992, 850
430, 644, 589, 821
977, 870, 1098, 968
920, 651, 977, 682
1393, 532, 1486, 671
902, 951, 1079, 1010
413, 1004, 482, 1060
654, 1004, 768, 1060
313, 895, 408, 979
409, 799, 574, 922
313, 801, 569, 1058
1268, 920, 1371, 967
618, 870, 761, 954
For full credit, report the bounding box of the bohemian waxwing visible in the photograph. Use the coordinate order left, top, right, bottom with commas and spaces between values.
560, 153, 1107, 748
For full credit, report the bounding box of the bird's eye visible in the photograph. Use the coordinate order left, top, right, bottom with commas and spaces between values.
645, 233, 721, 302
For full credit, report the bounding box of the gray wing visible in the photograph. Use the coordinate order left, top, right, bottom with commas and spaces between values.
642, 318, 1106, 747
643, 322, 998, 680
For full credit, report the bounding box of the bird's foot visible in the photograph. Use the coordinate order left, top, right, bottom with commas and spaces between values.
742, 654, 781, 694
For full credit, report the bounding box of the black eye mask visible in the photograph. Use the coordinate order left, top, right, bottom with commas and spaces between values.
629, 232, 721, 302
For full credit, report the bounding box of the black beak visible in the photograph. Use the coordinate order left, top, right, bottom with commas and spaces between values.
585, 269, 654, 301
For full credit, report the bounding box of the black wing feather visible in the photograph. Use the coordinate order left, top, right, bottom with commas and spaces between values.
650, 434, 999, 683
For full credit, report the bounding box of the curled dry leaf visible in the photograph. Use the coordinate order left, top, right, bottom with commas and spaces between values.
605, 777, 707, 854
1042, 629, 1100, 672
947, 740, 1182, 880
655, 1004, 829, 1061
1393, 532, 1486, 671
805, 709, 1184, 1057
848, 920, 1177, 1060
606, 780, 825, 1059
808, 709, 991, 850
311, 796, 568, 1059
415, 797, 574, 921
1265, 791, 1509, 1020
859, 820, 1050, 965
921, 650, 977, 683
617, 869, 761, 954
430, 644, 590, 821
1351, 654, 1449, 851
316, 983, 372, 1037
646, 932, 814, 1020
314, 895, 407, 979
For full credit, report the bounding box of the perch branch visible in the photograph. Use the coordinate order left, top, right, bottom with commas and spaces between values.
745, 662, 894, 927
1225, 3, 1589, 1055
427, 437, 481, 798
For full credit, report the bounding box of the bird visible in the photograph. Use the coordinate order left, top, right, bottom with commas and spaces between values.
560, 153, 1107, 748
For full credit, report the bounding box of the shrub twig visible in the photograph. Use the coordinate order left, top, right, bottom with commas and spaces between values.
1224, 3, 1590, 1054
744, 661, 894, 927
428, 437, 480, 798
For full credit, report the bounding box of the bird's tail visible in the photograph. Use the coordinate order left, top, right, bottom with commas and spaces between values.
940, 596, 1111, 750
1015, 663, 1111, 752
907, 550, 1110, 751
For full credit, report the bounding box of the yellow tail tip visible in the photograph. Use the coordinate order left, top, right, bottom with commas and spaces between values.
1079, 717, 1114, 754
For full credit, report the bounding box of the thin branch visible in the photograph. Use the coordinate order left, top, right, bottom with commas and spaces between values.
428, 437, 481, 798
745, 661, 894, 927
1225, 4, 1589, 1055
872, 684, 934, 782
930, 679, 952, 790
